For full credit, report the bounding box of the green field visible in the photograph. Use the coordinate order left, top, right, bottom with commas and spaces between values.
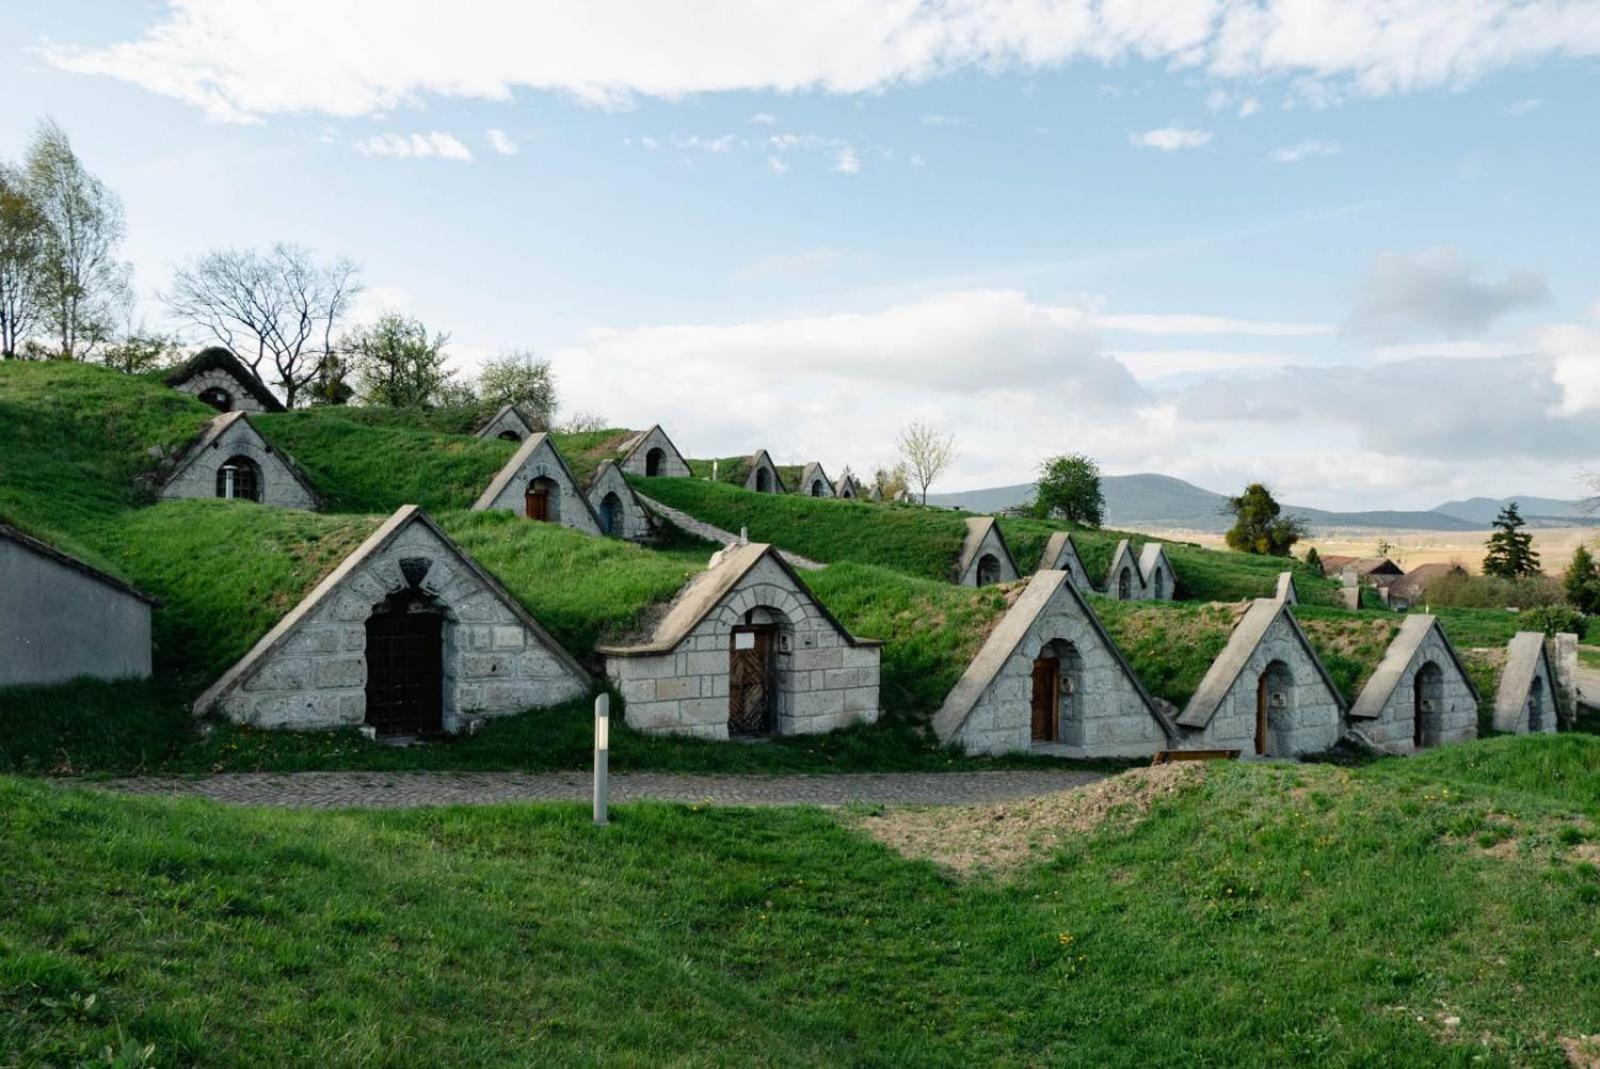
5, 738, 1600, 1065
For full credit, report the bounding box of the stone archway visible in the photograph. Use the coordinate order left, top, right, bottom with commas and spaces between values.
811, 479, 826, 497
728, 606, 788, 736
1118, 568, 1132, 599
364, 588, 446, 736
976, 553, 1002, 587
1152, 569, 1166, 600
755, 467, 772, 493
1255, 659, 1294, 757
525, 476, 560, 522
1413, 661, 1444, 749
497, 430, 522, 443
1032, 639, 1085, 745
646, 447, 665, 477
198, 386, 233, 412
1527, 674, 1546, 731
598, 491, 623, 536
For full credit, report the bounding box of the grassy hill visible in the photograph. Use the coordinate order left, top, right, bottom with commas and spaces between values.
5, 740, 1600, 1064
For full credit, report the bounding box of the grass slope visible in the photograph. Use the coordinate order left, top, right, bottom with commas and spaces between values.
5, 752, 1600, 1065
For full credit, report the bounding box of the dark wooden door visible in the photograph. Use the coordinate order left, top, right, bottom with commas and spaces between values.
1031, 657, 1059, 742
728, 626, 774, 736
525, 484, 550, 521
1254, 674, 1269, 756
365, 598, 444, 736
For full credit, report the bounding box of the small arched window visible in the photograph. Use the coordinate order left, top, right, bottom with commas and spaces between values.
216, 455, 262, 502
755, 467, 772, 493
498, 430, 522, 443
198, 387, 233, 412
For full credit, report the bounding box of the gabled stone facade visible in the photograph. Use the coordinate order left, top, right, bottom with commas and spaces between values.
952, 516, 1019, 587
1176, 599, 1345, 758
742, 450, 785, 493
1275, 572, 1299, 604
1, 523, 156, 687
796, 462, 834, 498
1347, 614, 1478, 754
472, 433, 603, 535
474, 404, 537, 442
617, 425, 691, 478
585, 460, 655, 542
1105, 540, 1142, 600
1037, 531, 1093, 593
1104, 539, 1176, 601
165, 348, 285, 414
935, 570, 1175, 757
835, 473, 863, 499
599, 543, 880, 740
158, 412, 320, 510
1493, 631, 1559, 734
194, 506, 590, 733
1138, 543, 1176, 601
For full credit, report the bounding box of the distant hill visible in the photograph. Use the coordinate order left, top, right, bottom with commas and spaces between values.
926, 474, 1592, 533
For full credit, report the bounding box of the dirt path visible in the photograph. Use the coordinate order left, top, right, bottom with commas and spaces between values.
87, 769, 1109, 810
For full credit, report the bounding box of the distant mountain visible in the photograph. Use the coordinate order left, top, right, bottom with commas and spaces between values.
925, 474, 1592, 533
1432, 495, 1591, 524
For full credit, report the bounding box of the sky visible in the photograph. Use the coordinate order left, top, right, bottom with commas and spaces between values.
4, 1, 1599, 510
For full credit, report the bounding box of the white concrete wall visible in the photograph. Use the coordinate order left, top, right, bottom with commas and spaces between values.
1180, 613, 1343, 757
1, 539, 152, 686
606, 555, 879, 739
211, 522, 587, 731
159, 419, 318, 510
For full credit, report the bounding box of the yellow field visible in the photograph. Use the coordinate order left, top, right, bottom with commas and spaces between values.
1140, 526, 1598, 575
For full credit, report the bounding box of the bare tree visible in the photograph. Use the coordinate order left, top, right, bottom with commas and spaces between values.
896, 420, 957, 505
24, 120, 132, 359
0, 163, 47, 359
164, 243, 361, 407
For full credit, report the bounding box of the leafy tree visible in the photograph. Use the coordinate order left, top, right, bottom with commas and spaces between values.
1482, 502, 1542, 579
477, 350, 556, 429
99, 328, 181, 374
1030, 453, 1104, 527
896, 420, 956, 505
559, 411, 608, 434
306, 352, 355, 406
345, 313, 454, 407
1565, 543, 1600, 615
1304, 547, 1324, 576
872, 463, 909, 502
1223, 483, 1308, 557
23, 120, 132, 359
165, 243, 361, 407
0, 162, 47, 359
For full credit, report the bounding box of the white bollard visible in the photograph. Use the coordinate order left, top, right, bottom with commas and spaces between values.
593, 693, 610, 826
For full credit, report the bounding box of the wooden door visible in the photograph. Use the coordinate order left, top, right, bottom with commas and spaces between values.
1254, 673, 1269, 756
1031, 656, 1059, 742
365, 597, 444, 736
525, 484, 550, 521
728, 626, 774, 735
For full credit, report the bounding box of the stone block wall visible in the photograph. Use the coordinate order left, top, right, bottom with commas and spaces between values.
949, 592, 1165, 758
477, 407, 532, 441
619, 427, 690, 478
607, 555, 879, 739
159, 418, 318, 510
587, 464, 653, 541
1354, 630, 1478, 754
479, 440, 602, 536
211, 522, 588, 731
956, 524, 1019, 587
1181, 613, 1342, 757
0, 539, 152, 686
173, 369, 272, 413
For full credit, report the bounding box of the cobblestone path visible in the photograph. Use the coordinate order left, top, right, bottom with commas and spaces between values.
634, 493, 825, 570
92, 769, 1107, 810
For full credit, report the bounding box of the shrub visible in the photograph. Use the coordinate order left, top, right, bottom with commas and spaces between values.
1517, 604, 1587, 640
1422, 570, 1565, 610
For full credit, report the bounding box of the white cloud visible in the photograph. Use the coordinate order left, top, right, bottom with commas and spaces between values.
909, 153, 927, 167
832, 146, 861, 174
1237, 96, 1261, 117
638, 135, 660, 149
1271, 138, 1341, 163
1368, 340, 1525, 362
1538, 322, 1600, 414
1112, 349, 1300, 380
1130, 126, 1212, 151
769, 133, 826, 151
352, 130, 472, 160
48, 2, 1600, 122
920, 113, 966, 126
750, 112, 776, 124
766, 154, 790, 175
1347, 248, 1549, 340
1099, 313, 1331, 337
672, 134, 736, 153
1504, 97, 1543, 116
485, 128, 518, 155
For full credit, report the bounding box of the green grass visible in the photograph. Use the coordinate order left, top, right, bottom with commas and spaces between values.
5, 755, 1600, 1065
547, 428, 636, 487
1374, 732, 1600, 815
1582, 647, 1600, 670
1093, 599, 1239, 707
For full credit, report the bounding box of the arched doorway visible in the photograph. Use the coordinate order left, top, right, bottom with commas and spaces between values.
645, 447, 665, 477
755, 467, 772, 493
1254, 660, 1293, 757
215, 455, 262, 502
728, 608, 783, 736
497, 430, 522, 443
1152, 569, 1166, 599
976, 553, 1002, 587
524, 476, 559, 522
1527, 675, 1546, 732
598, 492, 622, 536
364, 589, 445, 736
198, 387, 233, 412
1118, 568, 1132, 599
1032, 640, 1084, 745
1413, 661, 1444, 748
840, 484, 854, 499
810, 480, 826, 497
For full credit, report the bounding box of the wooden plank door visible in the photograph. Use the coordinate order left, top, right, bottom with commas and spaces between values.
1255, 674, 1269, 756
525, 484, 550, 521
1031, 657, 1059, 742
728, 627, 774, 735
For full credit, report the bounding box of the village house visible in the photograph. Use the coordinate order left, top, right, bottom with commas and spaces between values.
1493, 632, 1559, 734
1346, 614, 1479, 753
935, 569, 1176, 757
742, 449, 786, 494
584, 459, 656, 541
472, 433, 604, 535
1175, 598, 1346, 758
952, 516, 1019, 587
616, 425, 691, 478
474, 403, 538, 443
1037, 531, 1094, 593
796, 461, 834, 498
1, 523, 157, 687
193, 506, 590, 734
157, 412, 321, 510
165, 347, 285, 414
834, 472, 863, 499
599, 542, 881, 739
1104, 539, 1177, 601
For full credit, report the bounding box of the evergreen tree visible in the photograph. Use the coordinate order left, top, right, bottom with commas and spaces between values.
1482, 502, 1541, 579
1304, 547, 1323, 576
1223, 483, 1308, 557
1565, 543, 1600, 615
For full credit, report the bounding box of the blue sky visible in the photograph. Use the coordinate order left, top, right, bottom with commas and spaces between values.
5, 2, 1598, 509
